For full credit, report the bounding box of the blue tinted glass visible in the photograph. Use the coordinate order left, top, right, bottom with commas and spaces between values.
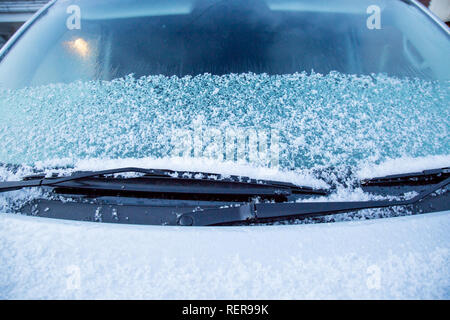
0, 0, 449, 88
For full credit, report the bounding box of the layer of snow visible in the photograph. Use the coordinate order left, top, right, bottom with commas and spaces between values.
357, 154, 450, 179
1, 211, 449, 299
0, 71, 448, 299
1, 72, 448, 169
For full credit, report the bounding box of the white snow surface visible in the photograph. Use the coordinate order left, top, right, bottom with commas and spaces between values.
357, 154, 450, 179
1, 211, 449, 300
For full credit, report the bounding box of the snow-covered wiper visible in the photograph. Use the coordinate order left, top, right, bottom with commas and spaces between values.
0, 167, 327, 201
177, 167, 450, 226
4, 167, 448, 226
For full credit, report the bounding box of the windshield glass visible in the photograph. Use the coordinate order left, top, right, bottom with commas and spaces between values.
0, 0, 448, 177
0, 0, 449, 87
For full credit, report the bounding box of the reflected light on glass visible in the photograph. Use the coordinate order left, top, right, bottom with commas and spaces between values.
66, 38, 90, 58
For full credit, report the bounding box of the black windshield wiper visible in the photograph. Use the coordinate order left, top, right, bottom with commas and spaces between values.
0, 167, 327, 201
177, 168, 450, 226
5, 167, 449, 226
361, 167, 449, 186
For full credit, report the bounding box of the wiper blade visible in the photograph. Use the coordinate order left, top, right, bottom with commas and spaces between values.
0, 167, 327, 200
9, 167, 449, 226
361, 167, 450, 186
177, 174, 450, 226
0, 167, 167, 193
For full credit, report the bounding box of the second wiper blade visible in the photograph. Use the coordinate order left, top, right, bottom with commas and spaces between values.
361, 167, 450, 186
178, 175, 450, 226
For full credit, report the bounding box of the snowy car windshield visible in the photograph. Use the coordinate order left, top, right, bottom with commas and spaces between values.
0, 0, 449, 88
0, 0, 449, 173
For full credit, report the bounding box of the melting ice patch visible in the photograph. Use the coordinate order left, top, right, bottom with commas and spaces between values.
0, 72, 448, 169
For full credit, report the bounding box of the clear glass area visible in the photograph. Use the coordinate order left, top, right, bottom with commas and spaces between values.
0, 0, 449, 89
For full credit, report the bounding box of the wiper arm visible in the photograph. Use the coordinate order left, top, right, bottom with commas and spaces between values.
8, 167, 448, 226
177, 172, 450, 226
0, 167, 327, 200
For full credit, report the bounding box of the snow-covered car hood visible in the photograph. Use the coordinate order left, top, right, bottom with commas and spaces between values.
1, 210, 449, 299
